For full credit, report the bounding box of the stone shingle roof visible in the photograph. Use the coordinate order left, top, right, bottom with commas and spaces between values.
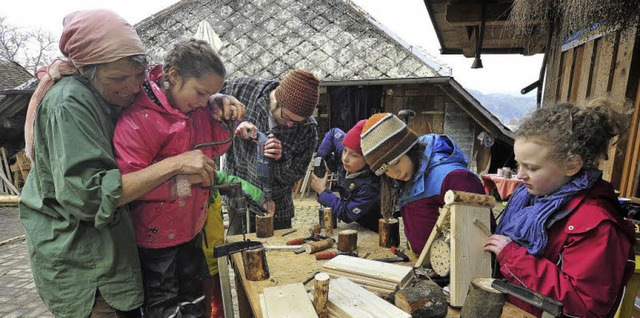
0, 61, 32, 90
135, 0, 446, 81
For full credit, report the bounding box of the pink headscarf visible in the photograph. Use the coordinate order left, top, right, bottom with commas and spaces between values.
24, 9, 146, 161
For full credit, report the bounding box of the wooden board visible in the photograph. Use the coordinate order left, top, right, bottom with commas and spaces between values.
322, 255, 414, 287
449, 204, 492, 307
328, 277, 411, 318
262, 283, 318, 318
415, 206, 450, 268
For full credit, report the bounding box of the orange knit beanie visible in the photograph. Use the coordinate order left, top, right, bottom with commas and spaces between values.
360, 113, 418, 176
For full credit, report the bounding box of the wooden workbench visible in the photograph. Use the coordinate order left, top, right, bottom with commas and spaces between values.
226, 222, 532, 318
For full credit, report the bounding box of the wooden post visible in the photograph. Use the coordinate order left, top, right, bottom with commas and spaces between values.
255, 214, 274, 238
395, 279, 448, 318
241, 248, 270, 281
460, 278, 505, 318
444, 190, 495, 207
305, 238, 336, 254
378, 218, 400, 247
337, 230, 358, 253
313, 272, 330, 318
323, 207, 334, 236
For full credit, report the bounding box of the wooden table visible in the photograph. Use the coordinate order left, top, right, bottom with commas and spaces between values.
226, 222, 532, 318
481, 174, 524, 200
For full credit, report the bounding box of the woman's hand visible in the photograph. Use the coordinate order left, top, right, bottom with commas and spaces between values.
234, 121, 258, 140
172, 150, 216, 186
310, 171, 328, 195
262, 200, 276, 216
484, 234, 513, 256
263, 134, 282, 160
209, 94, 246, 122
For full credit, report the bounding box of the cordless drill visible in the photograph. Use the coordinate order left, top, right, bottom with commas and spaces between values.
255, 131, 274, 202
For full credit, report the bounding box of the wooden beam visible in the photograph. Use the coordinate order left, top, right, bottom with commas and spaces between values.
445, 3, 512, 26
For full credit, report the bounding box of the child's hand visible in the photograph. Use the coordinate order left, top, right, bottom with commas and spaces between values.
484, 234, 513, 256
310, 172, 328, 195
263, 200, 275, 216
235, 121, 257, 140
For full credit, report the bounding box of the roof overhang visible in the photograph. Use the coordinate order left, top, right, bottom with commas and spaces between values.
424, 0, 546, 58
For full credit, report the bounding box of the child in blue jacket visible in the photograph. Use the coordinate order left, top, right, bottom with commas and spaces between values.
310, 120, 382, 231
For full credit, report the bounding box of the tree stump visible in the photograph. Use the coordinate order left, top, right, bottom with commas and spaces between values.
309, 224, 322, 235
305, 238, 336, 254
313, 272, 330, 318
242, 248, 270, 281
256, 214, 274, 238
337, 230, 358, 253
444, 190, 495, 207
379, 218, 400, 247
395, 279, 448, 318
460, 278, 505, 318
323, 207, 334, 236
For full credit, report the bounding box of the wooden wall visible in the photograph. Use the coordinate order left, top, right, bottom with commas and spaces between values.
543, 26, 640, 194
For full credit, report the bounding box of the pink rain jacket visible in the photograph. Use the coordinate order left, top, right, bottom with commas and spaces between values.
114, 65, 230, 248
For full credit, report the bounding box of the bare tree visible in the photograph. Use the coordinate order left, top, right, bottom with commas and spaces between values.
0, 16, 57, 75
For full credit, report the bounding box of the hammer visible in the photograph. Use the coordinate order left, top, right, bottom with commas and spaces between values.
398, 109, 416, 125
373, 246, 409, 263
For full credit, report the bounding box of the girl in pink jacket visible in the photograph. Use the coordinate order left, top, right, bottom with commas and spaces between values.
484, 99, 635, 317
114, 39, 240, 317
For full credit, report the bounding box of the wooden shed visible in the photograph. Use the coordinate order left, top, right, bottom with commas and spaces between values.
425, 0, 640, 198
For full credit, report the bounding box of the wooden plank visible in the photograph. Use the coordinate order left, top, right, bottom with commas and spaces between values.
610, 26, 637, 104
543, 44, 563, 105
575, 40, 596, 105
0, 148, 12, 188
621, 80, 640, 197
445, 2, 512, 26
323, 269, 397, 291
415, 205, 450, 268
0, 168, 18, 195
558, 48, 574, 102
322, 255, 414, 286
591, 33, 617, 97
262, 283, 318, 318
328, 277, 411, 318
569, 45, 584, 103
449, 204, 492, 307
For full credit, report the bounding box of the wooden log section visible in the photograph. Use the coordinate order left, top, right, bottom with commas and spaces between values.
313, 272, 330, 318
337, 230, 357, 253
256, 214, 274, 238
460, 278, 505, 318
323, 207, 334, 236
444, 190, 496, 207
395, 279, 448, 318
241, 248, 270, 281
305, 238, 336, 254
309, 224, 322, 235
379, 218, 400, 248
430, 237, 450, 277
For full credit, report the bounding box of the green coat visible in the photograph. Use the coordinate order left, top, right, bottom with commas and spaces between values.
19, 75, 143, 317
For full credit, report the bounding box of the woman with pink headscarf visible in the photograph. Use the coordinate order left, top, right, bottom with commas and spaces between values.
19, 10, 243, 318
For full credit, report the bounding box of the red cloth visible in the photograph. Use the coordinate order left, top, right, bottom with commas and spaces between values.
496, 180, 635, 318
341, 120, 366, 155
114, 65, 231, 248
482, 174, 523, 200
400, 169, 485, 254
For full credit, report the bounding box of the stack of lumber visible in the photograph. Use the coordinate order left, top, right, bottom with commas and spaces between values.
0, 147, 20, 196
321, 255, 415, 295
327, 277, 411, 318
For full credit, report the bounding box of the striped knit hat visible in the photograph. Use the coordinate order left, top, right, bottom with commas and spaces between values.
361, 113, 418, 176
274, 69, 319, 118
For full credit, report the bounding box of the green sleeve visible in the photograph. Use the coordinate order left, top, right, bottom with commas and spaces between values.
214, 170, 265, 203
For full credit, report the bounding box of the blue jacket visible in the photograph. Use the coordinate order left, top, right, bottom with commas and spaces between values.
398, 134, 473, 208
317, 128, 382, 231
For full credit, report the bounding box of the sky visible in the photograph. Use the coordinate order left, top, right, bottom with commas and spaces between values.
2, 0, 543, 96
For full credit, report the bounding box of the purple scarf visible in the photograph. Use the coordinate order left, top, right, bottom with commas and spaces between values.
496, 168, 602, 255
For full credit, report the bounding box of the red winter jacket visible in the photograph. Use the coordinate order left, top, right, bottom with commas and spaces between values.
497, 180, 635, 318
114, 65, 231, 248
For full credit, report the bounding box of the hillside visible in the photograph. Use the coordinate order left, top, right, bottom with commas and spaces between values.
468, 89, 536, 129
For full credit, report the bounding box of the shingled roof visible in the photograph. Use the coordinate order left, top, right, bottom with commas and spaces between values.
0, 61, 32, 90
135, 0, 448, 81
